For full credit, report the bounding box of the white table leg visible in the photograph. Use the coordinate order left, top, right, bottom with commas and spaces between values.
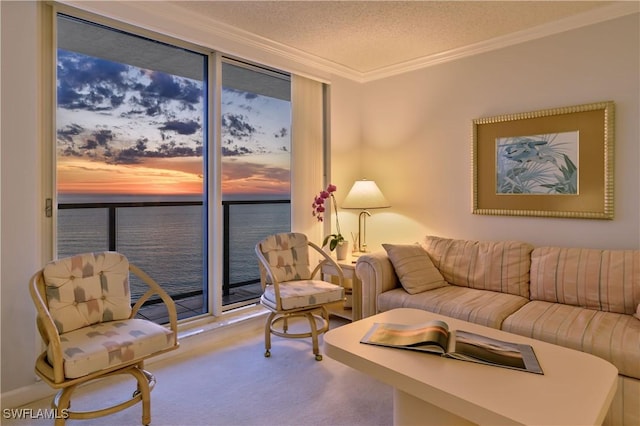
393, 389, 475, 426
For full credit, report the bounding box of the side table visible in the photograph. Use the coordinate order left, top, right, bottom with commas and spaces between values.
321, 255, 362, 321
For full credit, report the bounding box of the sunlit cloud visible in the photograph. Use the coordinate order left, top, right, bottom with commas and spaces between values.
221, 159, 290, 195
58, 157, 203, 195
57, 49, 290, 197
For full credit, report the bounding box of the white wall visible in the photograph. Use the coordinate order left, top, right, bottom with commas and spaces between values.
327, 76, 365, 244
1, 1, 43, 394
354, 14, 640, 251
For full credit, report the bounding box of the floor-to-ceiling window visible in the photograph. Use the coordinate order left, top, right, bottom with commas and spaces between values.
220, 58, 291, 308
56, 15, 208, 322
54, 13, 292, 322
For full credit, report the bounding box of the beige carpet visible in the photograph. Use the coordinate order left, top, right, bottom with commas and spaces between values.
7, 318, 393, 426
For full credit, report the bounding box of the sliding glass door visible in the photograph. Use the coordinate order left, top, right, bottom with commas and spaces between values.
220, 59, 291, 308
54, 13, 294, 321
56, 14, 208, 321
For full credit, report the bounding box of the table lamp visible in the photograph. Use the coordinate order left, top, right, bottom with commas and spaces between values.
342, 179, 390, 255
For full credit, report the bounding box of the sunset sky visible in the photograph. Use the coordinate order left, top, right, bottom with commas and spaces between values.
56, 49, 291, 198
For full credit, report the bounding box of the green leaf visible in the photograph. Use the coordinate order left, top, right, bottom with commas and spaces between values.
322, 233, 345, 251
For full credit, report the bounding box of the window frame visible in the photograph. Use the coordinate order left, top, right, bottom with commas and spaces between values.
53, 11, 213, 321
48, 3, 326, 327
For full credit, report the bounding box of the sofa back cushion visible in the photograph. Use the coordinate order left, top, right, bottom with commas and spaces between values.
530, 247, 640, 315
422, 236, 533, 298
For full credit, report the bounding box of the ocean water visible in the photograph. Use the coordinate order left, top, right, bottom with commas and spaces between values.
57, 197, 290, 302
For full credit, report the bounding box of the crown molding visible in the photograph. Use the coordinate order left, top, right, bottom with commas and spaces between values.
360, 2, 640, 83
57, 1, 639, 84
134, 1, 360, 83
56, 0, 353, 83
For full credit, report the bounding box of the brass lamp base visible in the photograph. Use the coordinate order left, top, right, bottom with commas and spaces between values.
350, 250, 369, 258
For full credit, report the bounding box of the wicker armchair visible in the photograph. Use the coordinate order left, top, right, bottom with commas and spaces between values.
29, 251, 179, 425
255, 232, 344, 361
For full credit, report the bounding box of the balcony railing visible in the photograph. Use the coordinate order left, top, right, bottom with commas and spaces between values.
57, 198, 290, 320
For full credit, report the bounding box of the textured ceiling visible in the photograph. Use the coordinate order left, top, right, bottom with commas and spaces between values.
168, 1, 616, 74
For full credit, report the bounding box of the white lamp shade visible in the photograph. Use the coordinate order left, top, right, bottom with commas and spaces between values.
342, 179, 390, 209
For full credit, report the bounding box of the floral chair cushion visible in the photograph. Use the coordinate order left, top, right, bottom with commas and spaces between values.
43, 252, 132, 334
50, 319, 175, 379
261, 279, 344, 311
259, 233, 312, 283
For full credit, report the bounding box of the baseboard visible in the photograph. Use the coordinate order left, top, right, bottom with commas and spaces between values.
1, 308, 267, 409
1, 381, 57, 411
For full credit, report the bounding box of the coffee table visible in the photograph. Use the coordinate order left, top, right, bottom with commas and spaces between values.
323, 308, 618, 425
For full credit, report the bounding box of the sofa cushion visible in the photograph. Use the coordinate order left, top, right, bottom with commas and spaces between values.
382, 243, 448, 294
377, 286, 529, 329
503, 301, 640, 379
422, 236, 533, 298
530, 247, 640, 315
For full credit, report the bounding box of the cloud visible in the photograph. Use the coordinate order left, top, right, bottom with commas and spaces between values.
82, 139, 99, 150
144, 72, 182, 99
57, 50, 134, 113
57, 50, 202, 120
220, 159, 290, 195
58, 125, 202, 164
92, 129, 114, 146
112, 147, 143, 164
221, 113, 256, 139
160, 120, 201, 135
222, 160, 289, 183
274, 127, 288, 138
57, 50, 129, 111
57, 49, 206, 164
55, 49, 289, 196
222, 145, 253, 157
144, 71, 201, 104
149, 141, 202, 159
223, 87, 258, 102
58, 123, 84, 143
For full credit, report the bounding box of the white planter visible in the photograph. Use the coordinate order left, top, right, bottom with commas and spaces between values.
336, 241, 349, 261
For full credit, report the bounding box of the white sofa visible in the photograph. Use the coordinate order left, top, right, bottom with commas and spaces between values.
355, 236, 640, 425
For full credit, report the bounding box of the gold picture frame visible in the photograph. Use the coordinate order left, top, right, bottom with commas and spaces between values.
472, 101, 614, 219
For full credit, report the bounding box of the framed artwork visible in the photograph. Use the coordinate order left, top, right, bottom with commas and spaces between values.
472, 101, 614, 219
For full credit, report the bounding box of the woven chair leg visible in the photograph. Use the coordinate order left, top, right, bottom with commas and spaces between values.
130, 367, 152, 425
53, 384, 76, 426
50, 366, 155, 426
264, 312, 276, 357
306, 312, 322, 361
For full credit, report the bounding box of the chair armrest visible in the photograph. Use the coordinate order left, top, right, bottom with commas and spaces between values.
355, 251, 400, 318
29, 271, 66, 383
129, 264, 179, 346
309, 240, 344, 287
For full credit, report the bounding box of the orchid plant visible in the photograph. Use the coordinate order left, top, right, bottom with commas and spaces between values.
312, 184, 345, 251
